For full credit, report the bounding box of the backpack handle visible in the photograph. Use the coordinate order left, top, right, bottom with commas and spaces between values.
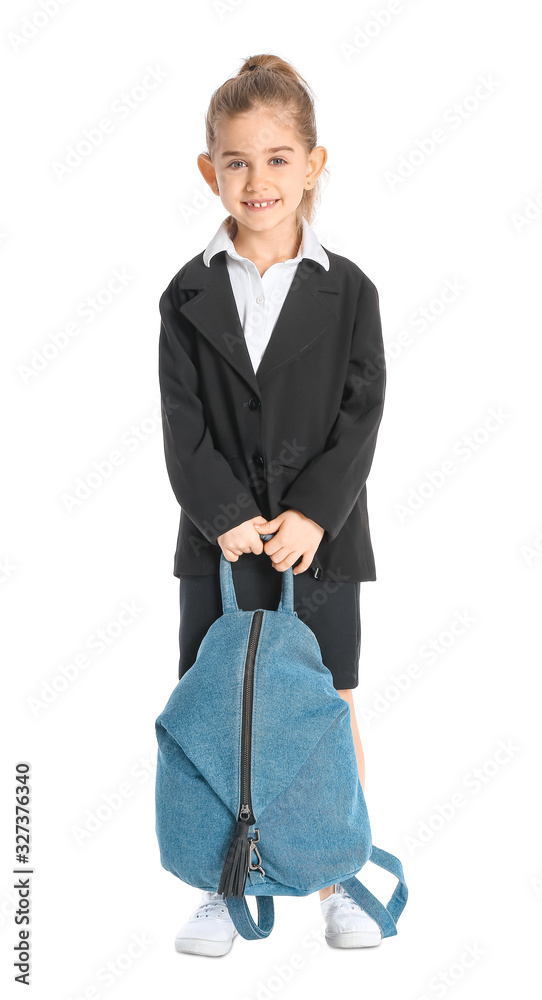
338, 845, 408, 938
219, 533, 295, 615
224, 846, 407, 941
224, 894, 275, 940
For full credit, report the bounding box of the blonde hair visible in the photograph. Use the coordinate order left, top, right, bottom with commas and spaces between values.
202, 53, 329, 242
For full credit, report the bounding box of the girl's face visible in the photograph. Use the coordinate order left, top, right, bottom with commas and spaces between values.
208, 108, 323, 235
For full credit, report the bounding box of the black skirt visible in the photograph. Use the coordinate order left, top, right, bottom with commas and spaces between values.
178, 556, 361, 690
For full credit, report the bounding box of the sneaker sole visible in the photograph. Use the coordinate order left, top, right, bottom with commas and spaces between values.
175, 935, 236, 957
325, 929, 382, 949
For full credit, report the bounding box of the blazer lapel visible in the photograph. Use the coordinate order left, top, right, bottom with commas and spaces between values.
178, 249, 340, 391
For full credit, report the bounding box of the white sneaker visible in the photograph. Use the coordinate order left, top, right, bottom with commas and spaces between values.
175, 890, 239, 957
320, 883, 382, 948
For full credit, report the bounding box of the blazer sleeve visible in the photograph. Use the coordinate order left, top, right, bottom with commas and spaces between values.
276, 276, 386, 543
158, 280, 262, 545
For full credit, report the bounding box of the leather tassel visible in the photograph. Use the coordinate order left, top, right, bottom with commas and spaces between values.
217, 818, 252, 898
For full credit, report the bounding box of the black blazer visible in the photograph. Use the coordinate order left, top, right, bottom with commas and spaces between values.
158, 246, 386, 582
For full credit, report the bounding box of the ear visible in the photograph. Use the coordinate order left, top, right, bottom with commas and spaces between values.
197, 153, 219, 195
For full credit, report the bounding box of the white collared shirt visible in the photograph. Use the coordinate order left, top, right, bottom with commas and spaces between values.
202, 216, 330, 375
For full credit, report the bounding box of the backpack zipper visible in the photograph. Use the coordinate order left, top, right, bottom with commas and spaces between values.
239, 609, 263, 825
217, 609, 266, 897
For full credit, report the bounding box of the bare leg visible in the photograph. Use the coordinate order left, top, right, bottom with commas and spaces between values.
318, 688, 365, 901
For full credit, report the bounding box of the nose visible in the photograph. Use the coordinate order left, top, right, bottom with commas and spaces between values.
245, 167, 270, 192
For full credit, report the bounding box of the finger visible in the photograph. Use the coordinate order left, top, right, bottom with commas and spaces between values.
292, 556, 311, 575
270, 548, 299, 572
266, 542, 290, 565
257, 515, 283, 534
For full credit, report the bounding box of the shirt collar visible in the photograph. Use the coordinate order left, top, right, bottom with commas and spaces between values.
202, 215, 330, 271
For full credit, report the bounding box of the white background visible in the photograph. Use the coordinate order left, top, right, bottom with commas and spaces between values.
1, 0, 541, 997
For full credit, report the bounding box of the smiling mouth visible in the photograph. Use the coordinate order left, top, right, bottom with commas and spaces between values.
242, 199, 280, 209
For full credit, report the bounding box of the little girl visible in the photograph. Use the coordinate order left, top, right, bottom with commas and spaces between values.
158, 53, 387, 957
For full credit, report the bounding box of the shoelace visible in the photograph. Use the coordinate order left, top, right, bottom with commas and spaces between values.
322, 888, 360, 912
326, 889, 380, 930
329, 894, 357, 911
192, 897, 229, 919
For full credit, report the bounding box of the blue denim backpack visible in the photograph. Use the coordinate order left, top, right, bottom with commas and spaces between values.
155, 540, 408, 941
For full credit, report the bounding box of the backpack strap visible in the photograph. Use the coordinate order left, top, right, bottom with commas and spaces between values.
338, 845, 408, 938
219, 551, 241, 613
219, 535, 295, 615
224, 846, 406, 940
224, 894, 275, 940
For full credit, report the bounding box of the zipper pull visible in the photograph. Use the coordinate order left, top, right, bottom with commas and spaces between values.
239, 804, 251, 821
217, 817, 252, 898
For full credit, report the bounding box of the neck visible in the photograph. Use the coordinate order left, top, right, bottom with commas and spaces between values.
227, 216, 303, 266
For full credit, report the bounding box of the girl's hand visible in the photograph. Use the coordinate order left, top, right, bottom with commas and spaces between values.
217, 515, 268, 562
255, 511, 325, 574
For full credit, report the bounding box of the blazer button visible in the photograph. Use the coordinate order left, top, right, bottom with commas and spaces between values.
253, 454, 264, 468
248, 396, 261, 410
